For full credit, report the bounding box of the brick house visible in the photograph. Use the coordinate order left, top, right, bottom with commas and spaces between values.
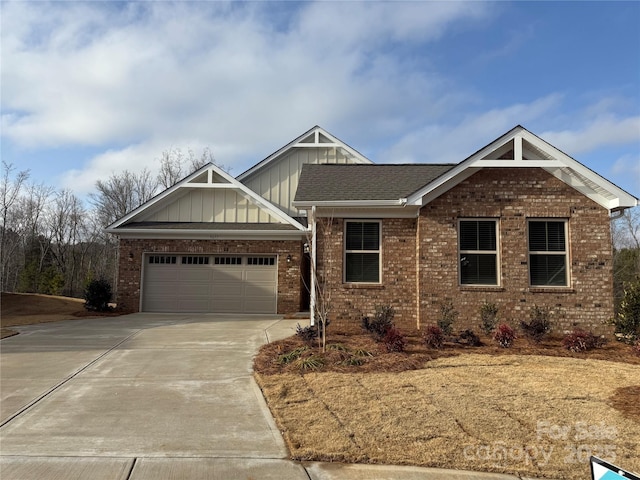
107, 125, 637, 333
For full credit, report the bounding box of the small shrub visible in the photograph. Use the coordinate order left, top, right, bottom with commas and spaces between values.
294, 355, 324, 371
494, 323, 516, 348
277, 346, 309, 365
611, 279, 640, 343
458, 329, 482, 347
362, 305, 395, 339
479, 301, 499, 335
84, 278, 113, 312
296, 323, 317, 343
352, 348, 374, 358
423, 325, 444, 349
383, 326, 407, 353
633, 340, 640, 357
520, 305, 552, 343
341, 355, 366, 366
438, 300, 458, 336
562, 329, 606, 352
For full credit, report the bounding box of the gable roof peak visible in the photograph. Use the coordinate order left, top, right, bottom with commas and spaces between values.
236, 125, 373, 182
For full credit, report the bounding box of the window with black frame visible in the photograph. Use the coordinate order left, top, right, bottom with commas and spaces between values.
459, 219, 498, 285
344, 221, 381, 283
528, 220, 568, 286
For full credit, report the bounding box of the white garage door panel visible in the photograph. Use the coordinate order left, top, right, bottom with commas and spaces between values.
177, 269, 212, 282
142, 254, 277, 313
177, 297, 211, 312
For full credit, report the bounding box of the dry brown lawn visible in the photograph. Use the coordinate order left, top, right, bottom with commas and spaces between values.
255, 333, 640, 480
1, 292, 121, 338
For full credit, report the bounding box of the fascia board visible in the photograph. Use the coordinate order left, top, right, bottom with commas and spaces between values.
106, 163, 215, 230
107, 163, 307, 233
521, 130, 639, 209
292, 199, 407, 209
407, 125, 639, 210
297, 206, 421, 219
110, 229, 307, 240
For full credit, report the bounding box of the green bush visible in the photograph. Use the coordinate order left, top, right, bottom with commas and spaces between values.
84, 278, 113, 311
520, 305, 552, 343
479, 301, 498, 335
438, 300, 458, 336
362, 305, 395, 339
611, 279, 640, 343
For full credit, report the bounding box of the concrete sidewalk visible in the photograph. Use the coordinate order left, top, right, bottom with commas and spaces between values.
0, 314, 541, 480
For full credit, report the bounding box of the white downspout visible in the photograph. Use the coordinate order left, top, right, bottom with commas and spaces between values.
310, 205, 317, 326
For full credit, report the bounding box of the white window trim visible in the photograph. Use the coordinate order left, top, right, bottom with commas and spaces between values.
527, 219, 570, 287
343, 219, 382, 284
458, 218, 501, 287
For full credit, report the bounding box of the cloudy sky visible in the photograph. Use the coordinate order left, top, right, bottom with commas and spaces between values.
2, 1, 639, 201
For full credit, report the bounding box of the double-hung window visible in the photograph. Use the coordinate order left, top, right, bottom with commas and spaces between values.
458, 219, 499, 285
344, 221, 381, 283
528, 220, 568, 287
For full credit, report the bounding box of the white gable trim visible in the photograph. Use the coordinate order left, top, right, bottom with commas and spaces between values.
236, 126, 373, 182
407, 126, 638, 211
106, 163, 307, 233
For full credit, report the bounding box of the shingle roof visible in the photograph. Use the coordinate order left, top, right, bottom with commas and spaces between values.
294, 164, 456, 202
119, 222, 298, 231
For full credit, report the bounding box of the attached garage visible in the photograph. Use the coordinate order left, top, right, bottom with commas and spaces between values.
142, 254, 278, 313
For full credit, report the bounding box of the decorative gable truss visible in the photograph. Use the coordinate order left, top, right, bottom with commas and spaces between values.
407, 125, 638, 212
106, 163, 306, 240
238, 126, 373, 216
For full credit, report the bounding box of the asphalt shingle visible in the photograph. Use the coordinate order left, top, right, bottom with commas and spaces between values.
293, 164, 456, 202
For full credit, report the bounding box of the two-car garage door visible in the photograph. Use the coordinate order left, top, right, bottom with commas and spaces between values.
142, 254, 278, 313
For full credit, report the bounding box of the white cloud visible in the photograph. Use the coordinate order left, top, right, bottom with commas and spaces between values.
540, 116, 640, 155
380, 94, 563, 163
611, 153, 640, 196
1, 1, 490, 195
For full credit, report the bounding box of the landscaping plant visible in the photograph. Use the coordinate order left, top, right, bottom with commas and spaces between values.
493, 323, 516, 348
383, 326, 407, 353
84, 278, 113, 312
562, 329, 606, 352
457, 329, 482, 347
362, 304, 395, 339
520, 304, 552, 343
438, 300, 458, 336
423, 325, 444, 349
479, 301, 498, 335
611, 279, 640, 343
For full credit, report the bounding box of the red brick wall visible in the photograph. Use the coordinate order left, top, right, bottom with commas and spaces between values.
315, 218, 418, 331
116, 238, 302, 314
418, 168, 614, 335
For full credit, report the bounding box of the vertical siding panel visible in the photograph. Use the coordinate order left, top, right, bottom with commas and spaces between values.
191, 190, 203, 222
178, 194, 191, 221
237, 194, 247, 223
203, 190, 214, 222
224, 190, 237, 222
214, 190, 224, 222
168, 201, 180, 221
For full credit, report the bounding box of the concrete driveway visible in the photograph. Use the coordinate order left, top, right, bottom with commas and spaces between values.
0, 313, 308, 479
0, 314, 537, 480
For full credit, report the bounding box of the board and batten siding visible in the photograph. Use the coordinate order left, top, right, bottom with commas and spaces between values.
242, 147, 360, 216
143, 188, 280, 223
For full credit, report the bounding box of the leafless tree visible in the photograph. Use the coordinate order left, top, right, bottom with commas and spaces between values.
157, 147, 217, 189
0, 162, 30, 291
91, 168, 159, 227
304, 208, 335, 352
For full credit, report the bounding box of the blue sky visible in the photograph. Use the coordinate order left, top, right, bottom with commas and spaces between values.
2, 1, 639, 201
